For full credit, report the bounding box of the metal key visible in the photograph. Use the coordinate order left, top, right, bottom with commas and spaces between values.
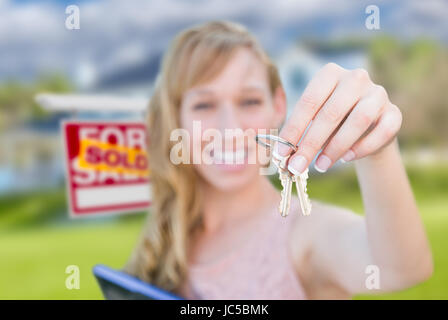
292, 169, 312, 216
272, 150, 294, 217
255, 134, 311, 217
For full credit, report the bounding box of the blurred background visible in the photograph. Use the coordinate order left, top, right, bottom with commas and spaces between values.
1, 0, 447, 299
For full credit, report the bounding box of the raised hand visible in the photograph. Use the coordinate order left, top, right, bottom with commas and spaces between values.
277, 63, 402, 174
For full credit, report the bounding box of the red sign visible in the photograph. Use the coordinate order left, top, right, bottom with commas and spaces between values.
62, 121, 151, 217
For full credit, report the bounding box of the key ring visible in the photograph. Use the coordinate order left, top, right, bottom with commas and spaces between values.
255, 134, 298, 153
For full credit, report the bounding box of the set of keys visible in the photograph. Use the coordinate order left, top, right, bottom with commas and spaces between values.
256, 134, 312, 217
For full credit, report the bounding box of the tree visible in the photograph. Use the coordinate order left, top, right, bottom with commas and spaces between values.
368, 36, 448, 149
0, 73, 73, 130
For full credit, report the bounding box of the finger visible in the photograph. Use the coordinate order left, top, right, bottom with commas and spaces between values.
343, 103, 402, 161
287, 68, 371, 175
316, 85, 388, 172
276, 63, 346, 157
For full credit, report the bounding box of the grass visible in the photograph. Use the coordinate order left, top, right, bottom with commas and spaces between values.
0, 164, 447, 299
0, 219, 144, 299
356, 197, 448, 299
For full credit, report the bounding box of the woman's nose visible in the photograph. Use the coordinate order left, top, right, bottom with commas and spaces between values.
217, 102, 242, 131
216, 103, 246, 151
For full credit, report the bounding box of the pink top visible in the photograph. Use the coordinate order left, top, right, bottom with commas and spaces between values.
180, 206, 308, 300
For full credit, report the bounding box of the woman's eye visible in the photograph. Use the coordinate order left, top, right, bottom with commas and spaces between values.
193, 102, 214, 110
240, 98, 262, 107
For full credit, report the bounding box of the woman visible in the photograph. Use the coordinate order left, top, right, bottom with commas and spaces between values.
124, 21, 433, 299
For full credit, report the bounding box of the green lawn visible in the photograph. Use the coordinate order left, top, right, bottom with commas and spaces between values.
0, 219, 143, 299
0, 164, 447, 299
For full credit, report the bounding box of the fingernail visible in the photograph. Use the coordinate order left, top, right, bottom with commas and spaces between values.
288, 155, 307, 175
314, 154, 332, 173
342, 150, 355, 162
276, 142, 291, 157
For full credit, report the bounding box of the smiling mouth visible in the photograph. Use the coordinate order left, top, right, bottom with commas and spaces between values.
211, 149, 248, 165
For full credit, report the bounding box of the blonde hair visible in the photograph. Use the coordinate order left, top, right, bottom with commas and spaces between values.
123, 20, 282, 292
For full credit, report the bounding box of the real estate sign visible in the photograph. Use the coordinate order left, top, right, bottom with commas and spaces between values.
62, 121, 151, 217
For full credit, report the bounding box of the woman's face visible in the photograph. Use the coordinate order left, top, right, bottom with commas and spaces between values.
180, 48, 285, 192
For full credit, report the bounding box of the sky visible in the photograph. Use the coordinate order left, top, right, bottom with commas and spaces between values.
1, 0, 447, 86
